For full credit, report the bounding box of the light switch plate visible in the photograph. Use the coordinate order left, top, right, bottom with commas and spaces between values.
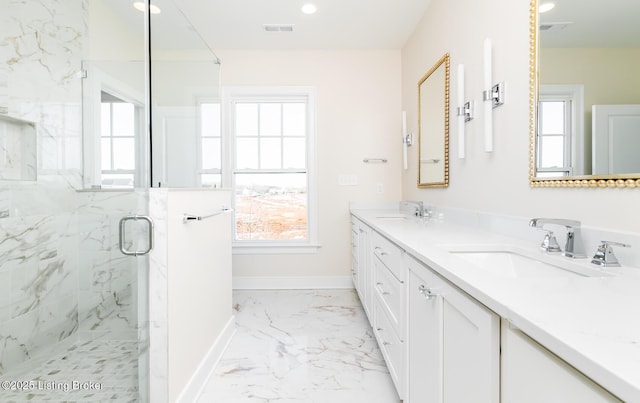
338, 174, 358, 186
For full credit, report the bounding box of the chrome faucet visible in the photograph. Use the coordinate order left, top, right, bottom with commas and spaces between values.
529, 218, 586, 258
402, 200, 426, 217
591, 240, 631, 267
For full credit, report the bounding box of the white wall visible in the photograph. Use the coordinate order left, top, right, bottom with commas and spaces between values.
541, 47, 640, 172
149, 189, 233, 402
401, 0, 640, 233
217, 50, 402, 280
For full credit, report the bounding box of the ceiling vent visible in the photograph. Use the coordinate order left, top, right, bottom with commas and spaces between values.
263, 24, 294, 33
539, 22, 572, 31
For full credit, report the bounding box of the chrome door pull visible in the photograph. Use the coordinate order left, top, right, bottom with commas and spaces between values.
119, 215, 154, 256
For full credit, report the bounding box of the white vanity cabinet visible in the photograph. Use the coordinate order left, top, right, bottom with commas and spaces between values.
351, 211, 632, 403
351, 220, 359, 290
501, 322, 623, 403
440, 276, 500, 403
407, 254, 500, 403
371, 231, 407, 399
351, 217, 372, 316
407, 257, 442, 403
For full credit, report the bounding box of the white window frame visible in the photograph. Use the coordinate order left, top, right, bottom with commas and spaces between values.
221, 86, 319, 254
538, 84, 585, 177
196, 97, 223, 188
82, 64, 145, 189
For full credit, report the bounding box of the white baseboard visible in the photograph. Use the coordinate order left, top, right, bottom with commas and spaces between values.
176, 316, 236, 403
233, 276, 355, 290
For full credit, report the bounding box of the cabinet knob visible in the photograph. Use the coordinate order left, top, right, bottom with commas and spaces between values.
376, 282, 390, 295
418, 284, 437, 300
374, 247, 389, 256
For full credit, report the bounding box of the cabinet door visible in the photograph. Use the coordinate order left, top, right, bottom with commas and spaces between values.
357, 224, 371, 315
501, 323, 623, 403
408, 268, 442, 403
441, 282, 500, 403
351, 223, 359, 288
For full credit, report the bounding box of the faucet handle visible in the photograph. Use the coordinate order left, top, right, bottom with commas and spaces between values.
591, 240, 631, 267
538, 229, 562, 253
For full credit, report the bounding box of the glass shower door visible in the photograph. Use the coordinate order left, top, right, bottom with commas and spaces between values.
149, 0, 222, 189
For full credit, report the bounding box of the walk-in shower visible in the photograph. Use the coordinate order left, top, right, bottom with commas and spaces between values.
0, 0, 220, 401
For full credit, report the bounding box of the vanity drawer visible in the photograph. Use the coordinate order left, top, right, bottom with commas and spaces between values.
372, 231, 404, 282
374, 301, 405, 398
351, 223, 358, 261
373, 256, 405, 339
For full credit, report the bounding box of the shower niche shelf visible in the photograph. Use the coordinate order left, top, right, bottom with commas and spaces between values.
0, 113, 37, 181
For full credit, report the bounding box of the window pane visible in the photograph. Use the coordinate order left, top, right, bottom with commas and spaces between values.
101, 173, 134, 188
112, 138, 135, 170
236, 103, 258, 136
540, 101, 565, 135
101, 103, 111, 136
112, 103, 135, 136
201, 103, 221, 137
201, 174, 222, 188
283, 103, 306, 136
236, 138, 258, 169
539, 136, 565, 168
101, 138, 111, 170
234, 173, 308, 241
260, 103, 281, 136
537, 171, 568, 178
260, 138, 281, 169
283, 138, 306, 169
202, 138, 221, 169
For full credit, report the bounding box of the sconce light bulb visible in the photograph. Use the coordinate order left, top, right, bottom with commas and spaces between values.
133, 2, 162, 14
301, 4, 317, 14
539, 2, 555, 13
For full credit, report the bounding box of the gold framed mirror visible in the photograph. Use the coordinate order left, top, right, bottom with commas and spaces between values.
418, 53, 450, 188
529, 0, 640, 188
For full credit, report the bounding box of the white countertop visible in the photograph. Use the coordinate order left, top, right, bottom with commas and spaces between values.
351, 208, 640, 402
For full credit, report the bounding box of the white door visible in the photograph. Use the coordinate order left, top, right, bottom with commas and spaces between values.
501, 324, 623, 403
592, 104, 640, 175
407, 266, 442, 403
441, 281, 500, 403
152, 107, 198, 187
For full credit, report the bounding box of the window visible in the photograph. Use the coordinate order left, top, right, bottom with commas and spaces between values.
100, 91, 142, 188
537, 98, 572, 177
537, 85, 585, 178
221, 87, 317, 252
199, 101, 222, 187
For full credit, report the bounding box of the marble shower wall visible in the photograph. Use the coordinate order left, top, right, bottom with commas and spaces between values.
0, 0, 86, 374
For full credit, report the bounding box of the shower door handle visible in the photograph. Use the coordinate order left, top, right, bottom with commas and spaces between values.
119, 215, 154, 256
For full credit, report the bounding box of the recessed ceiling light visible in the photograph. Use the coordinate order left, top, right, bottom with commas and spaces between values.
301, 3, 317, 15
539, 2, 555, 13
133, 2, 161, 14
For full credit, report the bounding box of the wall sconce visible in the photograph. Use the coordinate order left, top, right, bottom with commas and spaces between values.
402, 111, 413, 170
483, 38, 505, 153
456, 64, 474, 159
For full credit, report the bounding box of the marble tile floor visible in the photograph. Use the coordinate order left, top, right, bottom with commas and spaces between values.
0, 339, 140, 402
196, 289, 401, 403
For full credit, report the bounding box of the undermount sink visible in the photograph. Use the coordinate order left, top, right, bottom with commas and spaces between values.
445, 245, 613, 279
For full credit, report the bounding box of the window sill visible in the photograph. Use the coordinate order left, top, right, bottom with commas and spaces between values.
232, 243, 322, 255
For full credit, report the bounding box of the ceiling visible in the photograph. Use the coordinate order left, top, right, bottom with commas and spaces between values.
172, 0, 432, 50
539, 0, 640, 47
105, 0, 640, 52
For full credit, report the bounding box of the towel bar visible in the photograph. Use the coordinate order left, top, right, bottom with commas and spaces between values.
183, 207, 233, 224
